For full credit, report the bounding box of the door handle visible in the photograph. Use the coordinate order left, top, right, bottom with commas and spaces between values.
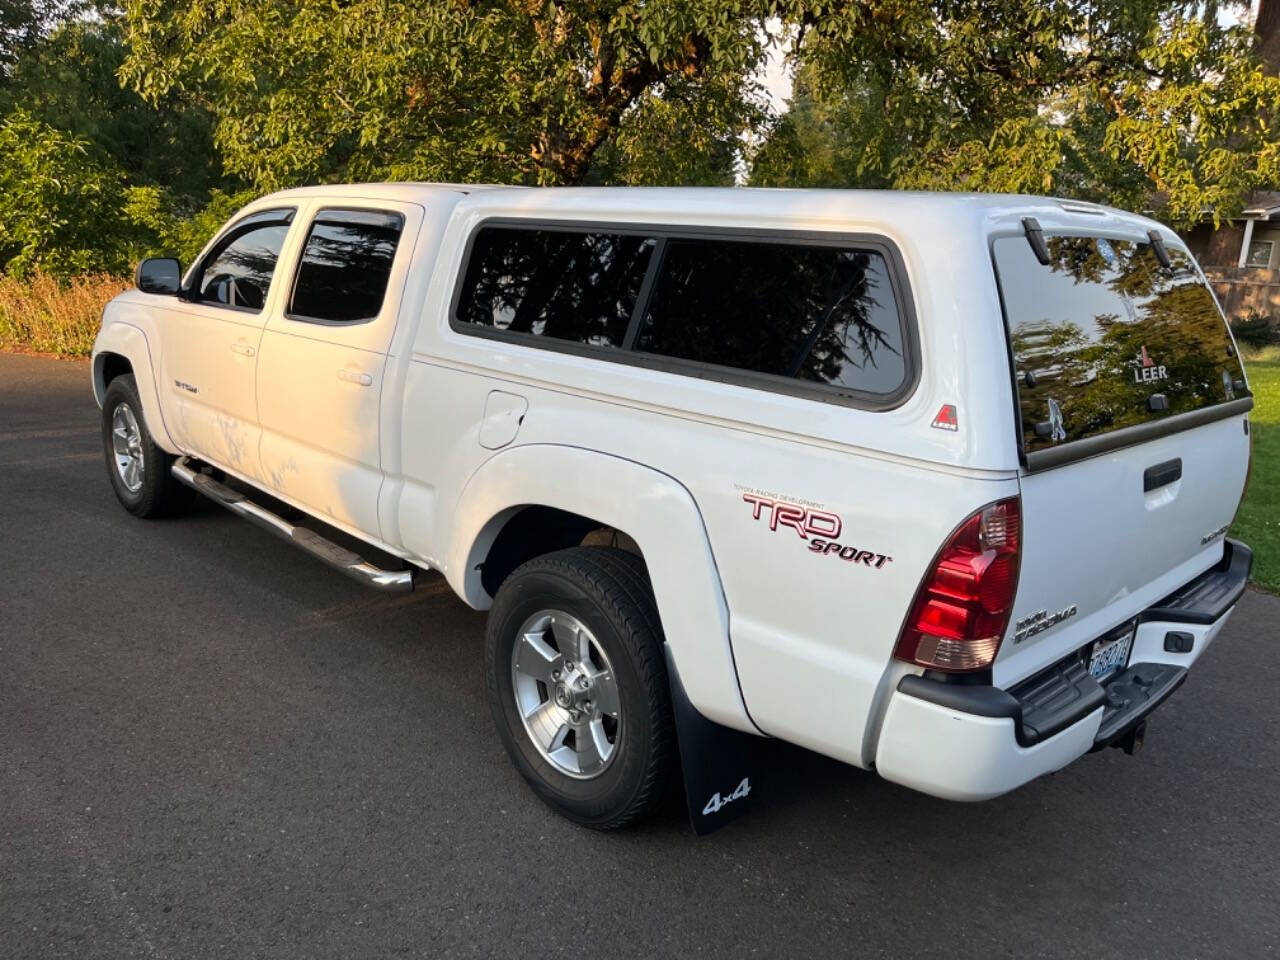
1143, 458, 1182, 492
230, 342, 256, 357
337, 369, 373, 386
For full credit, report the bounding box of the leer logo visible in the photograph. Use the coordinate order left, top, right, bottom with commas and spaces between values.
1134, 345, 1168, 384
931, 404, 958, 431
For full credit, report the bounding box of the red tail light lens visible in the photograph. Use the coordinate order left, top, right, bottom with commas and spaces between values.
894, 497, 1022, 673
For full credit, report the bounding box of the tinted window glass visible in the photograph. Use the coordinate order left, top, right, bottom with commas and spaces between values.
289, 209, 404, 323
197, 210, 292, 311
635, 239, 906, 395
995, 235, 1247, 454
455, 227, 655, 347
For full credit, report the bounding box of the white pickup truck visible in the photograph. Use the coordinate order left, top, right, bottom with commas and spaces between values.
92, 184, 1253, 832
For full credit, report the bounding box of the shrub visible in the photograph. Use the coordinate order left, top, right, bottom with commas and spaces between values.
0, 272, 129, 356
1231, 311, 1275, 351
0, 110, 144, 278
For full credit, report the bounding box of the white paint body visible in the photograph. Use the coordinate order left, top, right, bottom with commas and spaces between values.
91, 184, 1251, 801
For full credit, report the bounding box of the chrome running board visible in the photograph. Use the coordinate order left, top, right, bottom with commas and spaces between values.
171, 457, 415, 593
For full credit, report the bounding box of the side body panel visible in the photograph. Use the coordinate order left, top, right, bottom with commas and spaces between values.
256, 198, 426, 536
155, 210, 307, 484
156, 298, 271, 481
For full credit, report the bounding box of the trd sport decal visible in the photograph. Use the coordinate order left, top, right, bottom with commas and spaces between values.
740, 491, 892, 570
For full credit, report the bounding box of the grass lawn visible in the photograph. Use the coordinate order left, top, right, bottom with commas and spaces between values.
1232, 347, 1280, 593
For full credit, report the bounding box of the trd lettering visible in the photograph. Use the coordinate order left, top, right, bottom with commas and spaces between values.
742, 492, 842, 540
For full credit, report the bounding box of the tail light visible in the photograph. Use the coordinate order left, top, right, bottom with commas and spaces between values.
894, 497, 1021, 673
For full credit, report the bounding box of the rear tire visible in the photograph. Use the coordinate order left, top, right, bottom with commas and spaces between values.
485, 547, 675, 829
101, 374, 192, 518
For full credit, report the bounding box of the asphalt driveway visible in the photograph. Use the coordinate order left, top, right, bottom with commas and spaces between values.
1, 352, 1277, 959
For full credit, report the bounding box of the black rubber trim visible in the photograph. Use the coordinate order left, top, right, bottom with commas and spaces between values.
1021, 217, 1051, 265
1143, 457, 1182, 492
1091, 662, 1187, 749
1011, 658, 1107, 745
897, 674, 1021, 720
1142, 538, 1252, 625
1023, 397, 1254, 472
897, 667, 1106, 749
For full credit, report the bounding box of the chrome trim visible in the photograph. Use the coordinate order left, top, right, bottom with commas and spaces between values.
171, 457, 415, 593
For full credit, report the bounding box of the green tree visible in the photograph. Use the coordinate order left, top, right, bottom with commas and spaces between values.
119, 0, 773, 188
752, 1, 1280, 227
0, 108, 139, 276
0, 1, 87, 74
1, 16, 226, 200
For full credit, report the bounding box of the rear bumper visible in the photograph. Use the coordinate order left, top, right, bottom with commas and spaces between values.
874, 539, 1250, 802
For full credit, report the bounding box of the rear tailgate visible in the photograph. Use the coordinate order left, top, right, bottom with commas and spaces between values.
991, 227, 1252, 686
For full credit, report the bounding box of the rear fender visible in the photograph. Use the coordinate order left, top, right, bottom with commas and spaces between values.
447, 444, 756, 734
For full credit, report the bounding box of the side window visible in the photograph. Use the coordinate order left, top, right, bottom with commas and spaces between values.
635, 238, 907, 396
454, 227, 656, 347
195, 208, 294, 312
287, 209, 405, 324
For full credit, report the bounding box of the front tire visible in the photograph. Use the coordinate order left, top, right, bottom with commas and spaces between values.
485, 547, 676, 829
101, 374, 192, 518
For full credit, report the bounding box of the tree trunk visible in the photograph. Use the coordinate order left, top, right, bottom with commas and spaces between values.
1259, 0, 1280, 76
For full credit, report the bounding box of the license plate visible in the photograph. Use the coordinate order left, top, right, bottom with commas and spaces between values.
1088, 627, 1134, 682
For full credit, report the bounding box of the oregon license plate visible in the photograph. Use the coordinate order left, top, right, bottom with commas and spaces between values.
1088, 627, 1135, 682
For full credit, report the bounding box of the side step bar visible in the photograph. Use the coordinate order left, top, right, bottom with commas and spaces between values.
171, 457, 414, 593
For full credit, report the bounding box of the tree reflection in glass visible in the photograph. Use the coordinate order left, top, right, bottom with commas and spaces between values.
197, 224, 290, 310
999, 235, 1247, 454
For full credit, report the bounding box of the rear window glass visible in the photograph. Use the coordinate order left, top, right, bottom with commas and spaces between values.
452, 226, 914, 405
994, 234, 1247, 454
289, 209, 404, 323
455, 227, 655, 347
634, 238, 906, 395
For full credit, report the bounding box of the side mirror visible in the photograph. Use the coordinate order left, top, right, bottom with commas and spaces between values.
135, 257, 182, 296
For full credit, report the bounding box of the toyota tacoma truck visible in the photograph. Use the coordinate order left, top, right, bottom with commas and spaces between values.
91, 185, 1254, 832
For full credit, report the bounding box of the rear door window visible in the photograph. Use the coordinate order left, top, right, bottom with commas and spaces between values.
994, 234, 1247, 455
634, 237, 907, 396
288, 209, 404, 324
454, 227, 656, 347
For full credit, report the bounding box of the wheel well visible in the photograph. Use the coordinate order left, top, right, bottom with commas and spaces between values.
478, 505, 643, 598
98, 352, 133, 389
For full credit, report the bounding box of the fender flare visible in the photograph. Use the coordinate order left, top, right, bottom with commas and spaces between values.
92, 321, 179, 455
446, 443, 757, 734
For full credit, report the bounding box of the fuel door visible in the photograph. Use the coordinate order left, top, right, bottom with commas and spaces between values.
478, 390, 528, 450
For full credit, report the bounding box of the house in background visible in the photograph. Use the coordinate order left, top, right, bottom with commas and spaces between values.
1180, 190, 1280, 321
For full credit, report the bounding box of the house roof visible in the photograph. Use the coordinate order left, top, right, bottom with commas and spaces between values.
1243, 190, 1280, 219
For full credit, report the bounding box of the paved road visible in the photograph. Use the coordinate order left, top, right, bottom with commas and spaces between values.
1, 352, 1277, 960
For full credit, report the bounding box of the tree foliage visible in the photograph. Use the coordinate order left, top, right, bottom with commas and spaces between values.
120, 0, 769, 188
0, 109, 137, 276
0, 16, 224, 198
0, 0, 86, 73
0, 7, 233, 275
752, 1, 1280, 227
0, 0, 1277, 281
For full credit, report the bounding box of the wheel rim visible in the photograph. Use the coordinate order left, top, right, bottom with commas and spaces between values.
110, 402, 145, 494
511, 610, 621, 779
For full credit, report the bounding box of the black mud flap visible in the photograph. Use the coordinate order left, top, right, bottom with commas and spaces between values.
664, 645, 763, 836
